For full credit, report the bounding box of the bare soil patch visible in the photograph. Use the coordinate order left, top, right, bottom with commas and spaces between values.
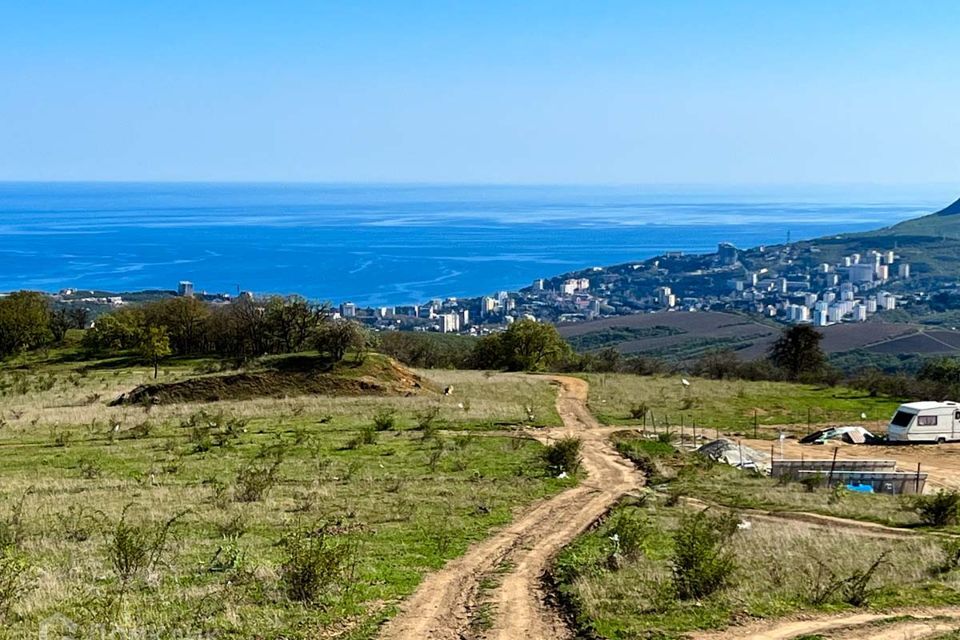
112, 357, 435, 405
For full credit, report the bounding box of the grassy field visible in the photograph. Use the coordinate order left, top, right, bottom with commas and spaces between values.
554, 433, 960, 639
583, 373, 903, 433
0, 350, 569, 638
553, 496, 960, 639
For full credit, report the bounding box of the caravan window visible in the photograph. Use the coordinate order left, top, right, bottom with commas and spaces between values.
891, 411, 914, 427
918, 415, 938, 426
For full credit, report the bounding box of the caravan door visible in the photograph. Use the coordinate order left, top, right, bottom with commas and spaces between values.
955, 410, 960, 441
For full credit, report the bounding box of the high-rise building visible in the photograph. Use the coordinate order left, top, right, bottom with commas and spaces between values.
440, 313, 460, 333
177, 281, 194, 297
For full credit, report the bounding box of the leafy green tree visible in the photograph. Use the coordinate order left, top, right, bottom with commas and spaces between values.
143, 297, 211, 355
471, 319, 570, 371
918, 358, 960, 385
263, 296, 327, 353
314, 319, 367, 362
769, 325, 826, 381
139, 326, 172, 379
82, 308, 144, 354
0, 291, 53, 357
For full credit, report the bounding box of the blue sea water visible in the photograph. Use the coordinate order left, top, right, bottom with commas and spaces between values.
0, 183, 951, 307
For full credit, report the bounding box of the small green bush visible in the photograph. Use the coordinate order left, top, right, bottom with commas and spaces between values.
346, 424, 378, 449
913, 489, 960, 526
609, 510, 649, 561
234, 460, 282, 503
0, 550, 31, 619
280, 527, 356, 604
629, 403, 649, 420
671, 509, 738, 600
543, 437, 582, 475
372, 409, 396, 432
106, 505, 185, 590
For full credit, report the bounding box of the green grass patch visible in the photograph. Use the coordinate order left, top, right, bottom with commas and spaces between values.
0, 353, 570, 638
583, 373, 903, 433
553, 496, 960, 639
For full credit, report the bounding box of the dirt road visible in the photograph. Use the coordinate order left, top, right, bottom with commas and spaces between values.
693, 608, 960, 640
378, 375, 642, 640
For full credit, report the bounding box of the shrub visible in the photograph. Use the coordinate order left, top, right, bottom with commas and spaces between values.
372, 409, 396, 432
671, 509, 738, 600
544, 437, 582, 475
629, 403, 649, 420
57, 505, 99, 543
346, 424, 377, 449
78, 457, 103, 479
809, 552, 888, 606
913, 489, 960, 526
52, 430, 72, 448
106, 505, 186, 590
280, 527, 357, 604
234, 459, 282, 503
417, 407, 442, 440
933, 538, 960, 575
799, 473, 822, 493
183, 410, 246, 454
0, 550, 31, 619
609, 510, 649, 563
841, 553, 887, 606
0, 493, 29, 550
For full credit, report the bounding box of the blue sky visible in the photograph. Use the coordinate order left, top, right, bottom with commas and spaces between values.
1, 1, 959, 184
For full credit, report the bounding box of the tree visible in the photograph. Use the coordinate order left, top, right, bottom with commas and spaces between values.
694, 349, 741, 380
0, 291, 54, 357
314, 319, 367, 363
769, 325, 826, 381
263, 296, 327, 353
82, 307, 144, 354
473, 319, 571, 372
143, 297, 211, 355
504, 319, 570, 371
918, 358, 960, 385
139, 326, 172, 378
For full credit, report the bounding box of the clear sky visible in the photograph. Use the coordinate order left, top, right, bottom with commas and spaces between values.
2, 1, 959, 184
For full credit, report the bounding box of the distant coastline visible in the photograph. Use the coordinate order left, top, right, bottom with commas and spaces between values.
0, 182, 951, 306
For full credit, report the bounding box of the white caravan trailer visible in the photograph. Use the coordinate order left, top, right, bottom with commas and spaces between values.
887, 401, 960, 443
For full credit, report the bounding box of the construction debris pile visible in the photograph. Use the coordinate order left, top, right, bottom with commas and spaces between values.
799, 425, 877, 445
696, 438, 771, 474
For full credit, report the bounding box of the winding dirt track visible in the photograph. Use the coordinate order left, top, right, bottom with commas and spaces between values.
693, 608, 960, 640
378, 375, 642, 640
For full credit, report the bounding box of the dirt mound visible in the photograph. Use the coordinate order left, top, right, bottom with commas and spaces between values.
112, 356, 435, 405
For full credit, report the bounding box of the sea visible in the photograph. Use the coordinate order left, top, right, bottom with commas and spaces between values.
0, 182, 953, 307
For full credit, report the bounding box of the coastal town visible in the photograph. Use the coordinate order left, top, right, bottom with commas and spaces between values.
45, 235, 939, 337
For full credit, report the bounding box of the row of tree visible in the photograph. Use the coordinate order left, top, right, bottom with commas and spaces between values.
5, 289, 958, 396
82, 296, 371, 372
